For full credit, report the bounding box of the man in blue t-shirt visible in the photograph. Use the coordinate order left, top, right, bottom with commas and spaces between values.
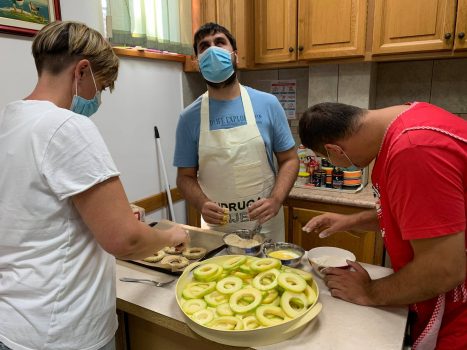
173, 23, 298, 241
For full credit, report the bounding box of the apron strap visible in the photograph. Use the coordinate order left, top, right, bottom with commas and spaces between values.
413, 294, 446, 350
239, 85, 256, 125
200, 85, 256, 133
200, 91, 210, 133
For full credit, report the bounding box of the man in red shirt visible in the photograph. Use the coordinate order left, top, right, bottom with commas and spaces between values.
299, 102, 466, 349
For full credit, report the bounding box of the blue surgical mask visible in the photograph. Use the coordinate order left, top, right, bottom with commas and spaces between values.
70, 67, 101, 117
198, 46, 235, 83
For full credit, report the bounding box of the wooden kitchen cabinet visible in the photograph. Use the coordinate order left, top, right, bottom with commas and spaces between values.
454, 0, 467, 51
286, 198, 384, 266
254, 0, 368, 64
195, 0, 254, 68
371, 0, 466, 55
254, 0, 297, 64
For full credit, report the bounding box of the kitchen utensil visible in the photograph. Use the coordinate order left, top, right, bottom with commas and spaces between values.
119, 277, 175, 287
262, 242, 305, 267
154, 126, 175, 221
175, 255, 321, 347
222, 229, 269, 256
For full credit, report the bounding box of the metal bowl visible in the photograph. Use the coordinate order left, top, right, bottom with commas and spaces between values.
262, 242, 305, 267
222, 229, 267, 256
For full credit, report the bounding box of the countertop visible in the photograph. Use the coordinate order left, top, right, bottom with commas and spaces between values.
116, 252, 408, 350
288, 184, 376, 209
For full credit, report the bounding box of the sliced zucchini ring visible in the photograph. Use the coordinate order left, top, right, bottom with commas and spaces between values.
256, 305, 289, 327
182, 298, 207, 315
222, 256, 247, 271
191, 308, 214, 325
261, 288, 279, 304
304, 284, 318, 305
283, 266, 314, 282
242, 315, 261, 330
181, 281, 216, 299
216, 276, 243, 294
208, 316, 244, 330
204, 290, 230, 307
229, 288, 262, 314
252, 268, 280, 291
216, 302, 234, 316
250, 258, 282, 273
278, 272, 307, 293
193, 263, 223, 282
280, 291, 308, 318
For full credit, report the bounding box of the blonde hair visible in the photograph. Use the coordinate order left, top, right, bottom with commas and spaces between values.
32, 21, 119, 91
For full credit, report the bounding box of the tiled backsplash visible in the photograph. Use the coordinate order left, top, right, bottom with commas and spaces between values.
182, 57, 467, 145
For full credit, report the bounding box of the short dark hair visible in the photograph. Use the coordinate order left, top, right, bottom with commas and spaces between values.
193, 22, 237, 56
299, 103, 364, 155
32, 21, 119, 90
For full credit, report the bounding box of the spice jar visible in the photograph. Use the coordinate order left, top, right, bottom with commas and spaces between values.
332, 168, 344, 189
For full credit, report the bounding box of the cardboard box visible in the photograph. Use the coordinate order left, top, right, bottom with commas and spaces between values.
130, 204, 145, 222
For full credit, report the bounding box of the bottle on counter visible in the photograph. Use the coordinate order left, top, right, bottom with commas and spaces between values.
295, 171, 311, 187
311, 172, 322, 187
319, 170, 327, 187
322, 166, 333, 188
332, 167, 344, 190
321, 157, 331, 168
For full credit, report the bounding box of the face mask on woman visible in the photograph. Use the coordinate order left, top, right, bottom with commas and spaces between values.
198, 46, 235, 83
70, 66, 101, 117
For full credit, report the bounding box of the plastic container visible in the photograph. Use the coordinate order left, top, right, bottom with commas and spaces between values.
295, 171, 310, 186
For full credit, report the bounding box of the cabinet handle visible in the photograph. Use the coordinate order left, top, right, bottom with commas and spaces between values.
288, 47, 294, 53
458, 32, 465, 39
298, 45, 304, 51
444, 32, 452, 40
292, 215, 298, 220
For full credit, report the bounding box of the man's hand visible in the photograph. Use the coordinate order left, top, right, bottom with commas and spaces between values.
323, 260, 375, 306
201, 201, 229, 225
247, 197, 281, 225
302, 212, 355, 238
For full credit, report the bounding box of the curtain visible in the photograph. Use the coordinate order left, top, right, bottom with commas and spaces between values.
106, 0, 193, 55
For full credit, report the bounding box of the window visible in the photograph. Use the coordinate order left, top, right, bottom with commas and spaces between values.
103, 0, 193, 55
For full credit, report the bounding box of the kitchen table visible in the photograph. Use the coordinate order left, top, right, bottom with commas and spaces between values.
116, 253, 408, 350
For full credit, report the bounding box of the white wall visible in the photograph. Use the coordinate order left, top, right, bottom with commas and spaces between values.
0, 0, 186, 223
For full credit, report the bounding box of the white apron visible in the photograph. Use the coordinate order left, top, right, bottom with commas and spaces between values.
198, 85, 285, 242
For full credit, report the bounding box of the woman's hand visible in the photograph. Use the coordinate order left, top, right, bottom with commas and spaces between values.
165, 226, 190, 251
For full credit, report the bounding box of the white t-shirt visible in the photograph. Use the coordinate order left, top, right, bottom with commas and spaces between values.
0, 100, 120, 350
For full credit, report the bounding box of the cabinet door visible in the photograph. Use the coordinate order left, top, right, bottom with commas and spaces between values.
292, 208, 377, 264
199, 0, 234, 37
198, 0, 253, 68
200, 0, 218, 24
372, 0, 457, 54
254, 0, 298, 63
298, 0, 367, 60
454, 0, 467, 51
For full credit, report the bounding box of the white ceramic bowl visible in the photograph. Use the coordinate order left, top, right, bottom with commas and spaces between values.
307, 247, 356, 278
176, 255, 321, 347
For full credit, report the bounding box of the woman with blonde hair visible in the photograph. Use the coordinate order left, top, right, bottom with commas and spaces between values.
0, 21, 189, 350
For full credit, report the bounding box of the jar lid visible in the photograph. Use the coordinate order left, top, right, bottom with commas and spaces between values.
298, 172, 310, 177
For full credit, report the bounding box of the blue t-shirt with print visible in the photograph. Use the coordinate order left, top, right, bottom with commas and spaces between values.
173, 86, 295, 172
